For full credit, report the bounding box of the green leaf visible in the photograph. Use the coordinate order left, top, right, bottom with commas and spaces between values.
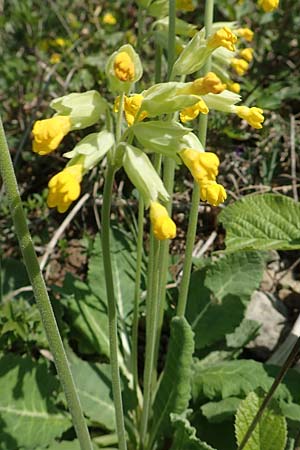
235, 391, 287, 450
192, 360, 291, 405
226, 319, 261, 349
220, 194, 300, 252
201, 398, 241, 423
186, 252, 265, 349
46, 441, 81, 450
150, 317, 195, 444
0, 354, 71, 449
68, 352, 115, 430
170, 411, 217, 450
60, 275, 110, 357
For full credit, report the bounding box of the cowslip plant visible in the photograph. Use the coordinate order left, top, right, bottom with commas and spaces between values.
1, 0, 291, 450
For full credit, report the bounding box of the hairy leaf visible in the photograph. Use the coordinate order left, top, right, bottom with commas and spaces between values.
220, 194, 300, 252
170, 411, 216, 450
201, 398, 241, 423
150, 317, 194, 444
235, 391, 287, 450
0, 355, 71, 449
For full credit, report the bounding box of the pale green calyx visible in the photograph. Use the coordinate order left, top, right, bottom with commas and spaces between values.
122, 143, 169, 207
106, 44, 143, 94
179, 132, 205, 153
141, 82, 199, 116
172, 29, 211, 76
63, 130, 114, 171
50, 90, 107, 130
202, 90, 241, 112
131, 120, 191, 160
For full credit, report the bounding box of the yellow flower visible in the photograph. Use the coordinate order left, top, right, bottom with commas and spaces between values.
149, 201, 176, 240
189, 72, 226, 95
176, 0, 195, 11
54, 38, 66, 47
199, 180, 227, 206
235, 106, 264, 129
32, 116, 72, 155
180, 149, 219, 183
227, 82, 241, 94
114, 51, 135, 82
208, 27, 237, 52
102, 12, 117, 25
231, 58, 249, 76
50, 53, 61, 64
239, 48, 254, 63
47, 164, 83, 213
114, 94, 147, 126
258, 0, 279, 12
235, 28, 254, 42
180, 99, 209, 122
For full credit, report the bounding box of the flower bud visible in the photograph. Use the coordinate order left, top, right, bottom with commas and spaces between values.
235, 28, 254, 42
180, 99, 209, 122
199, 180, 227, 206
179, 72, 226, 96
106, 44, 143, 93
150, 201, 176, 240
234, 106, 264, 129
50, 90, 107, 130
180, 149, 220, 183
122, 144, 169, 207
32, 116, 72, 155
208, 27, 237, 52
231, 58, 249, 76
47, 164, 83, 213
239, 48, 254, 63
258, 0, 279, 12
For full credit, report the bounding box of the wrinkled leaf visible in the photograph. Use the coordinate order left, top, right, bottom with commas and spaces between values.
201, 398, 241, 423
170, 411, 216, 450
220, 194, 300, 252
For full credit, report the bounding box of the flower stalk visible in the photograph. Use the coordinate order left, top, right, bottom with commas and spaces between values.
0, 116, 93, 450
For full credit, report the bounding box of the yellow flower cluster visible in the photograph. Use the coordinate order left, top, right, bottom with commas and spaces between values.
235, 106, 264, 129
114, 51, 135, 82
47, 164, 83, 213
149, 202, 176, 240
102, 12, 117, 25
258, 0, 279, 12
32, 116, 71, 155
208, 27, 237, 52
180, 150, 226, 206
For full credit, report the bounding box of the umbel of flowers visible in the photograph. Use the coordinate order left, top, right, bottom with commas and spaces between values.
32, 25, 264, 239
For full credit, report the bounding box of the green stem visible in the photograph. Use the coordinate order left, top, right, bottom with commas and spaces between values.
132, 197, 144, 398
167, 0, 176, 80
139, 241, 161, 447
101, 164, 128, 450
176, 0, 214, 318
0, 118, 92, 450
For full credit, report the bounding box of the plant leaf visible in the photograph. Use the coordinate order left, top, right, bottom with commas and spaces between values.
220, 193, 300, 252
192, 360, 291, 405
68, 352, 115, 430
150, 317, 194, 444
186, 251, 265, 349
0, 354, 71, 449
201, 398, 241, 423
235, 391, 287, 450
226, 319, 260, 349
170, 411, 217, 450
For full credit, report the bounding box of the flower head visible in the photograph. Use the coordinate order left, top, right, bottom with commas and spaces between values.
235, 28, 254, 42
231, 58, 249, 76
235, 106, 264, 129
150, 201, 176, 240
50, 53, 61, 64
102, 12, 117, 25
114, 51, 135, 82
258, 0, 279, 12
227, 82, 241, 94
208, 27, 237, 52
199, 180, 227, 206
183, 72, 226, 96
180, 99, 209, 122
180, 149, 220, 183
239, 48, 254, 63
114, 94, 148, 126
47, 164, 83, 213
32, 115, 71, 155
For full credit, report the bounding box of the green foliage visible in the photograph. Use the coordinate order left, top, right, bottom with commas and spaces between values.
170, 411, 216, 450
186, 251, 265, 349
235, 391, 287, 450
149, 317, 194, 446
220, 194, 300, 252
0, 354, 71, 450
